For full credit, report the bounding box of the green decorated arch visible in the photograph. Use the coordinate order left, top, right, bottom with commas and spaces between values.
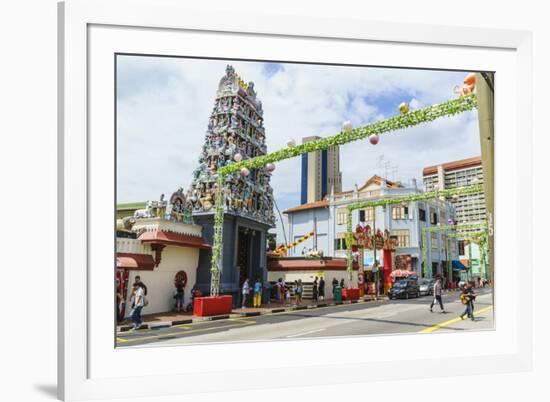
343, 185, 485, 285
421, 222, 488, 281
208, 94, 478, 296
444, 228, 490, 281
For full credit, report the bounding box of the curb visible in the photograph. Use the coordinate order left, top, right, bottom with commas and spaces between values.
116, 297, 388, 333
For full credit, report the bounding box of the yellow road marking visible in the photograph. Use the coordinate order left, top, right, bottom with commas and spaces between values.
118, 319, 255, 344
419, 305, 493, 333
116, 337, 129, 343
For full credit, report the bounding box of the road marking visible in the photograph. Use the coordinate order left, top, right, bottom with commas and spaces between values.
117, 300, 385, 336
419, 305, 493, 333
118, 319, 255, 344
286, 328, 326, 338
116, 337, 129, 343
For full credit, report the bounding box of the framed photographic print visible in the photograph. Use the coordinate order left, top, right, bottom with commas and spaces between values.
58, 0, 533, 400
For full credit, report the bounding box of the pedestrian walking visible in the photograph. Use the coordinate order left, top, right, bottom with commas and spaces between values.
430, 276, 446, 313
332, 277, 338, 297
253, 277, 262, 308
116, 278, 124, 323
295, 279, 303, 305
242, 278, 250, 309
460, 283, 476, 321
340, 278, 345, 289
318, 277, 325, 301
174, 279, 185, 312
130, 283, 145, 330
312, 277, 319, 302
133, 275, 148, 296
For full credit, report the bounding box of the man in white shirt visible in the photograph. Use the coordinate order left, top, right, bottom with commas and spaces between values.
131, 284, 145, 330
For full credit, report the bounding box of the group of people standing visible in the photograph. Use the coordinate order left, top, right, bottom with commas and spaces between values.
241, 276, 330, 308
241, 277, 264, 308
311, 276, 325, 302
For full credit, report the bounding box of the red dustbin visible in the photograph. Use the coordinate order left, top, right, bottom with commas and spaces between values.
193, 295, 233, 317
342, 288, 360, 301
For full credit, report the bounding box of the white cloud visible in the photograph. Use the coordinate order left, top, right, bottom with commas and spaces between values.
116, 56, 480, 225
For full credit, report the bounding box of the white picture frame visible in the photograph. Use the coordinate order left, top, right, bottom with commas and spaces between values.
58, 0, 533, 400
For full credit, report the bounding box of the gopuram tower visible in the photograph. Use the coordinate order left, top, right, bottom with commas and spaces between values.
187, 65, 275, 302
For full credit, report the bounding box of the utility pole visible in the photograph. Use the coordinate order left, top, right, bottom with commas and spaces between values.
468, 240, 472, 282
476, 72, 494, 286
373, 207, 379, 300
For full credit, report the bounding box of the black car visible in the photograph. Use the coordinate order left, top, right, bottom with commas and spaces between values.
388, 279, 420, 299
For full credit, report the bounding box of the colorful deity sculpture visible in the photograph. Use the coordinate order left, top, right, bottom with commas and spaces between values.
182, 65, 275, 226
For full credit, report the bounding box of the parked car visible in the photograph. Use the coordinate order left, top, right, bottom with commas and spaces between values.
388, 279, 420, 300
418, 279, 435, 296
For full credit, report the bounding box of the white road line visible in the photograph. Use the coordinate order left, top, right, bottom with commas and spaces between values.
286, 328, 326, 338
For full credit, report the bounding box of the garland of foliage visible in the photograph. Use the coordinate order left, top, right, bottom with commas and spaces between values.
421, 223, 488, 278
218, 94, 477, 176
445, 229, 489, 280
209, 175, 225, 296
346, 184, 483, 212
209, 94, 478, 294
344, 184, 484, 279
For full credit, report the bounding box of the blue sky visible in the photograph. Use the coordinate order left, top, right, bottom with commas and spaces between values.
116, 56, 480, 241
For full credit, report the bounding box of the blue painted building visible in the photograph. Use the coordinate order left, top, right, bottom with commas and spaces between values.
285, 175, 459, 280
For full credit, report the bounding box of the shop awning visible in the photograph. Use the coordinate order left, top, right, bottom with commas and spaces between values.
138, 230, 211, 249
452, 260, 468, 271
116, 253, 155, 270
390, 269, 417, 278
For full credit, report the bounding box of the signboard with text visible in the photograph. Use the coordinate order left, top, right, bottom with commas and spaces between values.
363, 250, 383, 268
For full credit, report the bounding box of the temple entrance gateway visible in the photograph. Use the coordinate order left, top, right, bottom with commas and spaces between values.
184, 66, 275, 304
237, 227, 251, 287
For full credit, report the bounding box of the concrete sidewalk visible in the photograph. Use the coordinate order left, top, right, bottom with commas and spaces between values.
117, 296, 388, 332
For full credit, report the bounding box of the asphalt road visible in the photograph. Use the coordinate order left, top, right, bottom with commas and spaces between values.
117, 288, 494, 348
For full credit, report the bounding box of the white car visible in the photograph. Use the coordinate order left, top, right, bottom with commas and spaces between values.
418, 279, 434, 296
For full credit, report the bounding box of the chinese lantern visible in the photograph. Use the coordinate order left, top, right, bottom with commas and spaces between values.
287, 138, 296, 148
369, 134, 379, 145
452, 194, 459, 202
399, 102, 410, 114
234, 153, 243, 162
265, 163, 275, 172
240, 167, 250, 177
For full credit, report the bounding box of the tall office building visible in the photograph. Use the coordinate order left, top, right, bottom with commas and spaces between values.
422, 156, 485, 226
300, 136, 342, 204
